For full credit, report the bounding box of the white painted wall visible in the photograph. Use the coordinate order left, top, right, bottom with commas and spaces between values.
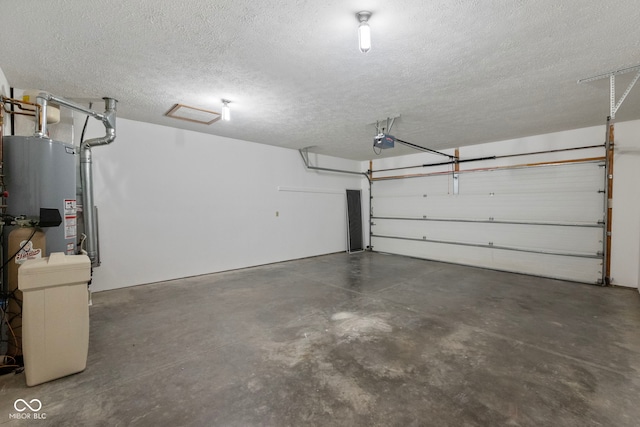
368, 121, 640, 288
0, 66, 9, 134
82, 118, 363, 291
0, 67, 8, 97
610, 120, 640, 289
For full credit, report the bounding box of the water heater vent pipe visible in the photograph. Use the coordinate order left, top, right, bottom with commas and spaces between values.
35, 93, 117, 266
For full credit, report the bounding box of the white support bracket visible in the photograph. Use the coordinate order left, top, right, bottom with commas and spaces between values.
578, 64, 640, 119
373, 115, 401, 135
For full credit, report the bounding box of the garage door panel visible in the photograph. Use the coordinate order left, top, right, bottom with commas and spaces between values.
457, 163, 604, 194
372, 219, 602, 255
374, 174, 450, 196
373, 162, 604, 197
371, 161, 605, 283
371, 237, 602, 284
373, 192, 603, 223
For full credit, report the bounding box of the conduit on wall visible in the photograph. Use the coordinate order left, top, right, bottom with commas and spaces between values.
299, 147, 369, 180
299, 147, 372, 250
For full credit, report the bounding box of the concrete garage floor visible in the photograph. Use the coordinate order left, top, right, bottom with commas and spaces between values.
1, 252, 640, 426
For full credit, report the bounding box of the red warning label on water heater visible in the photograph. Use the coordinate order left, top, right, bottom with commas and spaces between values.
64, 199, 77, 216
64, 199, 77, 239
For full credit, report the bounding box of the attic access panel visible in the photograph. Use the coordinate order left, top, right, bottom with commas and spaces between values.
165, 103, 221, 125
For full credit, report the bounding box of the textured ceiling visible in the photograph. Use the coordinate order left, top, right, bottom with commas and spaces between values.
1, 0, 639, 160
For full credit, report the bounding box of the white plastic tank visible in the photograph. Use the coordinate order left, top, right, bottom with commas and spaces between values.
6, 226, 46, 357
18, 253, 91, 386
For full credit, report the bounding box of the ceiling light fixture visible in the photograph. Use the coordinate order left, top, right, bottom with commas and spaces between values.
221, 99, 231, 121
356, 11, 372, 53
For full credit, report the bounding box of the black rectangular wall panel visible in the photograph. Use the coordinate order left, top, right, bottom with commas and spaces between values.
346, 189, 364, 252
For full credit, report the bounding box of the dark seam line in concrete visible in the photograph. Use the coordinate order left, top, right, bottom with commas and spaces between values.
369, 282, 408, 294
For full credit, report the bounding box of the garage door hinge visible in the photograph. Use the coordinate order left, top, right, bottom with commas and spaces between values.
597, 251, 604, 257
598, 189, 605, 194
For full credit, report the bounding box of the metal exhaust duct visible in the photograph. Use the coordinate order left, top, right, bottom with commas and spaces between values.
81, 98, 116, 266
35, 93, 117, 266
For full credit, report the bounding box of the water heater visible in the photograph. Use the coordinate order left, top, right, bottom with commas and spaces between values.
4, 136, 78, 254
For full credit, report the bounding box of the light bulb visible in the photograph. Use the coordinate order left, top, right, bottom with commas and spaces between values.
358, 22, 371, 53
221, 100, 230, 121
356, 11, 372, 53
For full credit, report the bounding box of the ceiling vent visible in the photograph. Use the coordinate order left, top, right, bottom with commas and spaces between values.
165, 103, 221, 125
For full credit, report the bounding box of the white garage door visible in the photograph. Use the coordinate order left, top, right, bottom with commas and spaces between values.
370, 161, 605, 283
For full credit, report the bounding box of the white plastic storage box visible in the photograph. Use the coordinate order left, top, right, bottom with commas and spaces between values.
18, 253, 91, 386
